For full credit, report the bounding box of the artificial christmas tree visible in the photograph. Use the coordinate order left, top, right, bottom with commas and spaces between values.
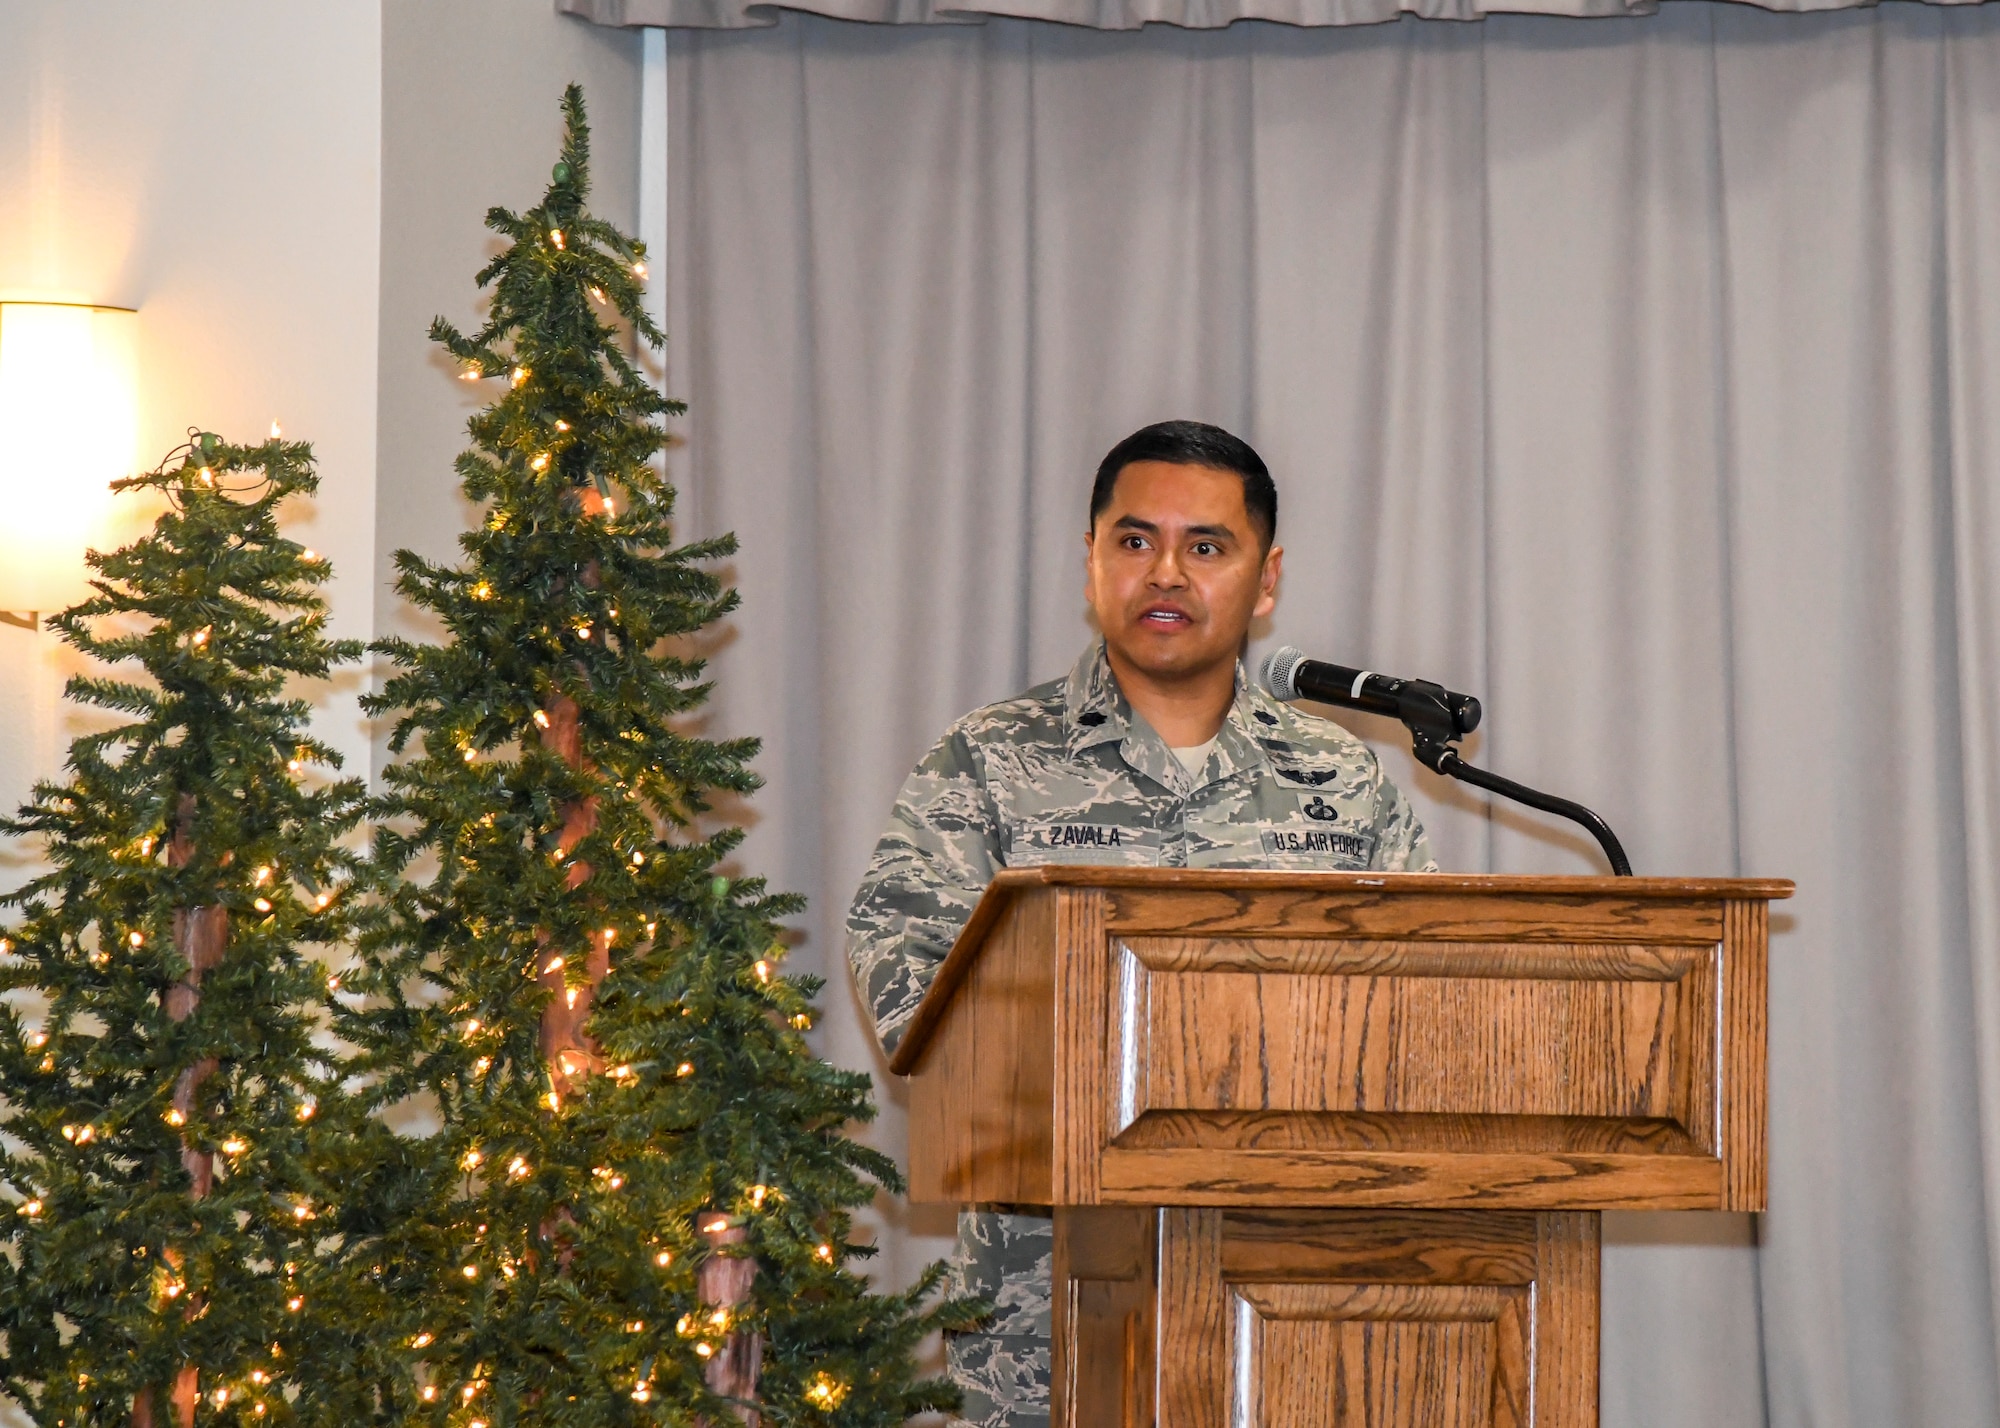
0, 433, 389, 1428
349, 86, 969, 1427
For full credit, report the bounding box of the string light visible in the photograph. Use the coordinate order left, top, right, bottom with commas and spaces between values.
460, 367, 483, 382
411, 1333, 433, 1348
755, 960, 772, 983
630, 849, 645, 866
301, 548, 318, 562
816, 1243, 834, 1262
269, 421, 283, 439
530, 453, 550, 472
128, 931, 144, 948
630, 1383, 652, 1403
473, 1056, 492, 1075
655, 1250, 672, 1267
533, 710, 551, 729
165, 1282, 184, 1299
543, 957, 564, 974
554, 420, 570, 432
462, 1149, 483, 1170
511, 367, 530, 387
221, 1139, 247, 1155
462, 1264, 478, 1280
633, 262, 648, 279
695, 1344, 714, 1359
462, 1018, 482, 1036
472, 581, 493, 600
676, 1062, 694, 1078
589, 287, 607, 304
199, 468, 216, 488
549, 229, 565, 249
791, 1014, 812, 1030
254, 898, 273, 913
626, 1320, 644, 1333
287, 1297, 303, 1311
420, 1387, 437, 1402
805, 1373, 849, 1411
507, 1156, 530, 1180
296, 1101, 315, 1121
254, 866, 273, 886
18, 1200, 42, 1217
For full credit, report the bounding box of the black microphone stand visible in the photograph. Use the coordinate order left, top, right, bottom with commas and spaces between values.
1374, 679, 1635, 878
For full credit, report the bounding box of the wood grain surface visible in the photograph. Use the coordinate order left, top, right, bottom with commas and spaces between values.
900, 872, 1779, 1212
1111, 1208, 1592, 1428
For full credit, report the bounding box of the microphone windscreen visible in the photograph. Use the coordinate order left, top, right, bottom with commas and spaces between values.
1262, 645, 1306, 701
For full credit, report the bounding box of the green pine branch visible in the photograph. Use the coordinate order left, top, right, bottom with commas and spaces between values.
349, 85, 973, 1427
0, 433, 396, 1428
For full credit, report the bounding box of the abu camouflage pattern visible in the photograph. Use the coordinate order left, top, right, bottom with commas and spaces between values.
845, 639, 1437, 1426
942, 1212, 1054, 1428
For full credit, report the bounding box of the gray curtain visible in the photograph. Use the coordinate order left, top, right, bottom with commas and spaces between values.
566, 0, 1998, 34
657, 4, 2000, 1423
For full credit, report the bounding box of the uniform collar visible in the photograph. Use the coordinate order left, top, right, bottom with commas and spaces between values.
1062, 639, 1274, 793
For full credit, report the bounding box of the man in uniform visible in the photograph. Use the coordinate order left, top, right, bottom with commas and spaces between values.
845, 419, 1438, 1427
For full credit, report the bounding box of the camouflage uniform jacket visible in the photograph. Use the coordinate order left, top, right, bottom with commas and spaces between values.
845, 640, 1436, 1422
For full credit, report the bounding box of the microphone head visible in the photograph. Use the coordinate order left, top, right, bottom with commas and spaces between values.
1262, 645, 1306, 702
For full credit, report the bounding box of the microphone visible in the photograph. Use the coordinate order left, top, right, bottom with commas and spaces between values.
1261, 646, 1481, 740
1259, 644, 1634, 876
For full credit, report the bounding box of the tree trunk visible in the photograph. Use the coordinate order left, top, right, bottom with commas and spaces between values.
699, 1218, 761, 1427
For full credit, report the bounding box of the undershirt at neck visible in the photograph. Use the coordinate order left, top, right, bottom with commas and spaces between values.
1170, 736, 1219, 777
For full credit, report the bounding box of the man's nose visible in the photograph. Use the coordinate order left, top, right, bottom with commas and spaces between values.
1149, 549, 1188, 588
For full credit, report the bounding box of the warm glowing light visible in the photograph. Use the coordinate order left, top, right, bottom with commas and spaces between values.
633, 262, 648, 279
301, 548, 317, 562
253, 866, 272, 885
816, 1243, 834, 1262
473, 1056, 492, 1075
0, 304, 138, 613
533, 710, 551, 729
631, 1383, 652, 1403
695, 1344, 714, 1359
128, 931, 144, 948
292, 1202, 311, 1220
287, 1297, 303, 1311
748, 1185, 770, 1210
565, 988, 579, 1008
254, 898, 273, 913
805, 1373, 849, 1410
250, 1373, 267, 1385
511, 366, 529, 387
703, 1217, 729, 1235
221, 1139, 246, 1155
472, 581, 493, 600
677, 1063, 694, 1078
755, 960, 771, 983
165, 1282, 184, 1298
543, 957, 564, 974
791, 1014, 812, 1030
461, 1149, 483, 1170
554, 420, 570, 432
412, 1333, 433, 1348
530, 453, 550, 472
508, 1156, 530, 1180
626, 1320, 644, 1333
630, 850, 645, 866
462, 1018, 481, 1036
420, 1386, 437, 1402
655, 1250, 672, 1266
462, 746, 477, 763
269, 421, 283, 439
549, 229, 565, 249
297, 1101, 315, 1121
19, 1199, 42, 1217
462, 1264, 478, 1279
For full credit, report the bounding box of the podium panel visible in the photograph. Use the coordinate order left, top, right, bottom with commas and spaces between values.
1056, 1207, 1596, 1428
894, 870, 1788, 1427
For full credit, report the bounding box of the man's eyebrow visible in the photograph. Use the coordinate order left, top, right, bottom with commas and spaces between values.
1110, 515, 1239, 541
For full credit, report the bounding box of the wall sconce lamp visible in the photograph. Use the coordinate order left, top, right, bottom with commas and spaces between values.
0, 301, 139, 629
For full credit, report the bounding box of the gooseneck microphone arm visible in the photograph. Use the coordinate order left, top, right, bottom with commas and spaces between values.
1262, 647, 1635, 877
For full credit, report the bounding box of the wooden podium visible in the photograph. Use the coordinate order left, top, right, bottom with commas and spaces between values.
888, 868, 1792, 1428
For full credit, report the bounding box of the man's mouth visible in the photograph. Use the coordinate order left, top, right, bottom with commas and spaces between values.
1139, 605, 1194, 627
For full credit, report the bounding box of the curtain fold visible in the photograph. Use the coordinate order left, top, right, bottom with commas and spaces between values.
660, 7, 2000, 1423
568, 0, 2000, 32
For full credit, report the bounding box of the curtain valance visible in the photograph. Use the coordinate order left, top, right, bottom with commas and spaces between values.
561, 0, 1980, 32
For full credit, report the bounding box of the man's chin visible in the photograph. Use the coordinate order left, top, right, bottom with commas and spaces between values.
1106, 632, 1231, 683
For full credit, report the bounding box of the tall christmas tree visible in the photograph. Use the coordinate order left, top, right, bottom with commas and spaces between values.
349, 86, 968, 1427
0, 433, 388, 1428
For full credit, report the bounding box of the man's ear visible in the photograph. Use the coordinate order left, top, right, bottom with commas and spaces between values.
1253, 543, 1283, 620
1082, 527, 1098, 604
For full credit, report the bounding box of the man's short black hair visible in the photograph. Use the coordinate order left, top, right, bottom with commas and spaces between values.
1090, 420, 1277, 549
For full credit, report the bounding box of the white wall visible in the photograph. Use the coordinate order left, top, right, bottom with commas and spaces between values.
0, 3, 385, 830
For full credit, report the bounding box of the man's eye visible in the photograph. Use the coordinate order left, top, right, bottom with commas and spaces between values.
1192, 541, 1221, 557
1122, 535, 1148, 550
